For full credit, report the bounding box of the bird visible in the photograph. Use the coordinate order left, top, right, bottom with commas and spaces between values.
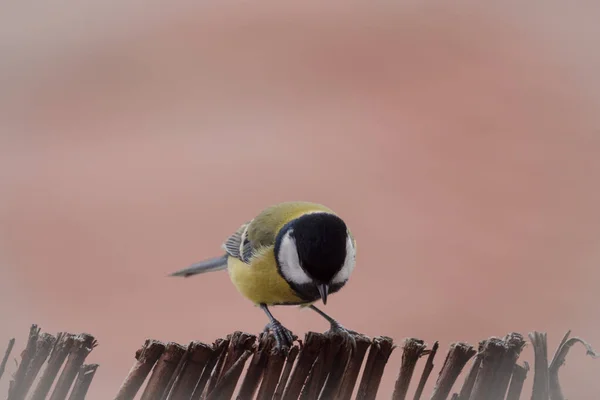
170, 201, 358, 350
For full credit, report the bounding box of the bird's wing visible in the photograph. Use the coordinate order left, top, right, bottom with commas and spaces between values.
222, 221, 252, 262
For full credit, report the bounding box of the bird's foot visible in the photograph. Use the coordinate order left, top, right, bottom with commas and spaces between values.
326, 322, 359, 352
263, 320, 297, 350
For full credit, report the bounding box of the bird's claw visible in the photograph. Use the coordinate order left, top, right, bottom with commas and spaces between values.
326, 322, 359, 352
263, 320, 297, 350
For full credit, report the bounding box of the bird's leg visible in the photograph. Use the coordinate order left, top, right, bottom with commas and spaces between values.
260, 304, 296, 350
309, 304, 358, 350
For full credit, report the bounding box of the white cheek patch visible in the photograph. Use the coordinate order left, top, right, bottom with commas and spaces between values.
278, 231, 313, 284
332, 236, 356, 284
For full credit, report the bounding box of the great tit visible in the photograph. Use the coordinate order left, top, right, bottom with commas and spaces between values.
170, 201, 358, 349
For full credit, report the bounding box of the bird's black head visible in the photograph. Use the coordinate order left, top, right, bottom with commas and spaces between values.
274, 212, 356, 304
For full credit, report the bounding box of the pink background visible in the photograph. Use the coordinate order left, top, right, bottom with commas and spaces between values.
1, 2, 599, 398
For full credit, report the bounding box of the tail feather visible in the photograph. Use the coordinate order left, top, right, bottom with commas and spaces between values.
169, 255, 228, 278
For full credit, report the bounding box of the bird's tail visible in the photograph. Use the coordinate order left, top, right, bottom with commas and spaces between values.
169, 255, 228, 278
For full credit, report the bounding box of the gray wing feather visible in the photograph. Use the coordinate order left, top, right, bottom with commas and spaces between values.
222, 221, 256, 263
223, 232, 243, 258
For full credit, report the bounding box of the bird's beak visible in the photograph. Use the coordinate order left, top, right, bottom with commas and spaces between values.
317, 283, 329, 305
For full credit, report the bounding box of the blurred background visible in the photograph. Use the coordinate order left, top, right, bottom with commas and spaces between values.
1, 1, 599, 398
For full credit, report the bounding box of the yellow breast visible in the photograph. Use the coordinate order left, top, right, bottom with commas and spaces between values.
226, 249, 305, 306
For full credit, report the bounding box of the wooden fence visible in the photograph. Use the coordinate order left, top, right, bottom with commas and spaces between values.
0, 324, 597, 399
